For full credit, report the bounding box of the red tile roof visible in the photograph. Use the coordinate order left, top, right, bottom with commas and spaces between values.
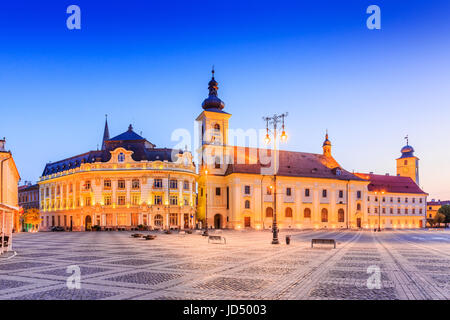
224, 147, 364, 181
354, 173, 427, 194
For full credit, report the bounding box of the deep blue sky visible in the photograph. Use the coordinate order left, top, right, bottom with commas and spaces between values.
1, 1, 449, 199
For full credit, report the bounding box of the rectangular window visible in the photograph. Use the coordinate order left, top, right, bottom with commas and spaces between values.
405, 198, 408, 203
117, 195, 126, 206
390, 197, 393, 202
357, 191, 361, 199
322, 189, 327, 198
154, 179, 163, 188
84, 197, 91, 206
382, 197, 386, 202
398, 197, 401, 203
183, 181, 189, 190
287, 188, 292, 196
419, 198, 423, 203
405, 208, 408, 214
244, 185, 251, 195
398, 208, 401, 214
104, 179, 111, 189
305, 189, 310, 197
215, 187, 221, 196
154, 195, 162, 205
118, 180, 126, 189
84, 181, 91, 190
169, 179, 178, 189
390, 208, 393, 214
412, 198, 415, 203
338, 190, 343, 198
382, 208, 386, 214
226, 187, 229, 210
131, 194, 140, 205
267, 186, 272, 195
104, 195, 112, 206
132, 179, 140, 189
170, 195, 178, 205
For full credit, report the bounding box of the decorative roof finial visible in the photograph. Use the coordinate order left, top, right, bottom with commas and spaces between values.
128, 124, 133, 131
405, 134, 409, 145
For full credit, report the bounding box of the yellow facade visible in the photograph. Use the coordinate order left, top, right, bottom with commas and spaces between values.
0, 139, 20, 252
39, 147, 197, 231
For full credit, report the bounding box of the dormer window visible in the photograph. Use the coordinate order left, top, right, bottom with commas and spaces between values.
118, 152, 125, 162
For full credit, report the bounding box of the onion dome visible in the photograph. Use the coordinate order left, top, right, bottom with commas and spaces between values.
202, 68, 225, 110
400, 145, 415, 158
323, 132, 331, 146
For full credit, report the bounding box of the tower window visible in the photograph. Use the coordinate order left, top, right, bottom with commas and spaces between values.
118, 152, 125, 162
245, 200, 250, 209
404, 160, 408, 165
286, 188, 292, 196
215, 187, 221, 196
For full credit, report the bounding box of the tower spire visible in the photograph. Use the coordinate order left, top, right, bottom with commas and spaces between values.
102, 114, 110, 150
202, 67, 225, 110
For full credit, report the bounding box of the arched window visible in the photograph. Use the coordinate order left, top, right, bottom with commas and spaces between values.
154, 214, 163, 227
245, 200, 250, 209
357, 203, 361, 211
118, 152, 125, 162
321, 208, 328, 222
266, 207, 273, 217
404, 160, 408, 165
214, 123, 220, 131
285, 207, 293, 218
304, 208, 311, 218
338, 209, 345, 222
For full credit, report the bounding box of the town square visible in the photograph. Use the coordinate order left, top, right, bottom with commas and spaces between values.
1, 229, 450, 300
1, 1, 450, 306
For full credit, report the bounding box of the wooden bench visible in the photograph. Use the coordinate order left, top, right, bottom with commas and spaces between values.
208, 235, 226, 244
143, 235, 157, 240
311, 238, 336, 248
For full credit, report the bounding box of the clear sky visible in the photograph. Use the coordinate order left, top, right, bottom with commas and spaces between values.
1, 0, 449, 200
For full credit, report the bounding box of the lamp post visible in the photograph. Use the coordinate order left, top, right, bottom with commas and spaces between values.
203, 169, 209, 236
263, 113, 288, 245
375, 191, 384, 232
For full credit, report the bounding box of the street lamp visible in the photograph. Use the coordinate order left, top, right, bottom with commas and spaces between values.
375, 190, 384, 232
263, 112, 288, 245
203, 168, 209, 236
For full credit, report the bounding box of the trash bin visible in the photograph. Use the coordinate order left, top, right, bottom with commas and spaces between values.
286, 235, 291, 245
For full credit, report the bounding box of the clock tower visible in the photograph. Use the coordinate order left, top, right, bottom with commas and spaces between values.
196, 69, 231, 174
396, 136, 419, 185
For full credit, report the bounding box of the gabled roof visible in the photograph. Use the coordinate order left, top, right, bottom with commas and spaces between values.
224, 146, 364, 181
354, 173, 427, 194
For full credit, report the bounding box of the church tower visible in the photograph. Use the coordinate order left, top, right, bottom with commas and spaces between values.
396, 136, 419, 185
322, 131, 332, 157
195, 68, 231, 174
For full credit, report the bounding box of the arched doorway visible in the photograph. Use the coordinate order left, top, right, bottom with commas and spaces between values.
214, 214, 222, 229
85, 215, 92, 231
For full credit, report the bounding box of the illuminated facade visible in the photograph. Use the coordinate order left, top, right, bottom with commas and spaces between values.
38, 123, 197, 231
0, 138, 20, 253
196, 72, 427, 230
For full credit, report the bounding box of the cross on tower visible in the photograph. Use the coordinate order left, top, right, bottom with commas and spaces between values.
405, 135, 409, 145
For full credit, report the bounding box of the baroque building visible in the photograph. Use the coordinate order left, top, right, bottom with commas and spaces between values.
0, 138, 20, 253
38, 122, 197, 231
196, 71, 427, 230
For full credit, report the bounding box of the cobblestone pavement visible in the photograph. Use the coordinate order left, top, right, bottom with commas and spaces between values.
0, 229, 449, 300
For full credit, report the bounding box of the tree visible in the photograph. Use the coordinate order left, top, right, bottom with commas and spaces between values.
21, 208, 42, 231
434, 212, 446, 228
437, 205, 450, 228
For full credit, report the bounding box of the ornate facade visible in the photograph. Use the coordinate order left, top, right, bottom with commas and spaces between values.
0, 138, 20, 253
196, 72, 427, 230
38, 123, 197, 231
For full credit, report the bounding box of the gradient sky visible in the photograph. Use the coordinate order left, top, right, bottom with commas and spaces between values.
0, 0, 449, 200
